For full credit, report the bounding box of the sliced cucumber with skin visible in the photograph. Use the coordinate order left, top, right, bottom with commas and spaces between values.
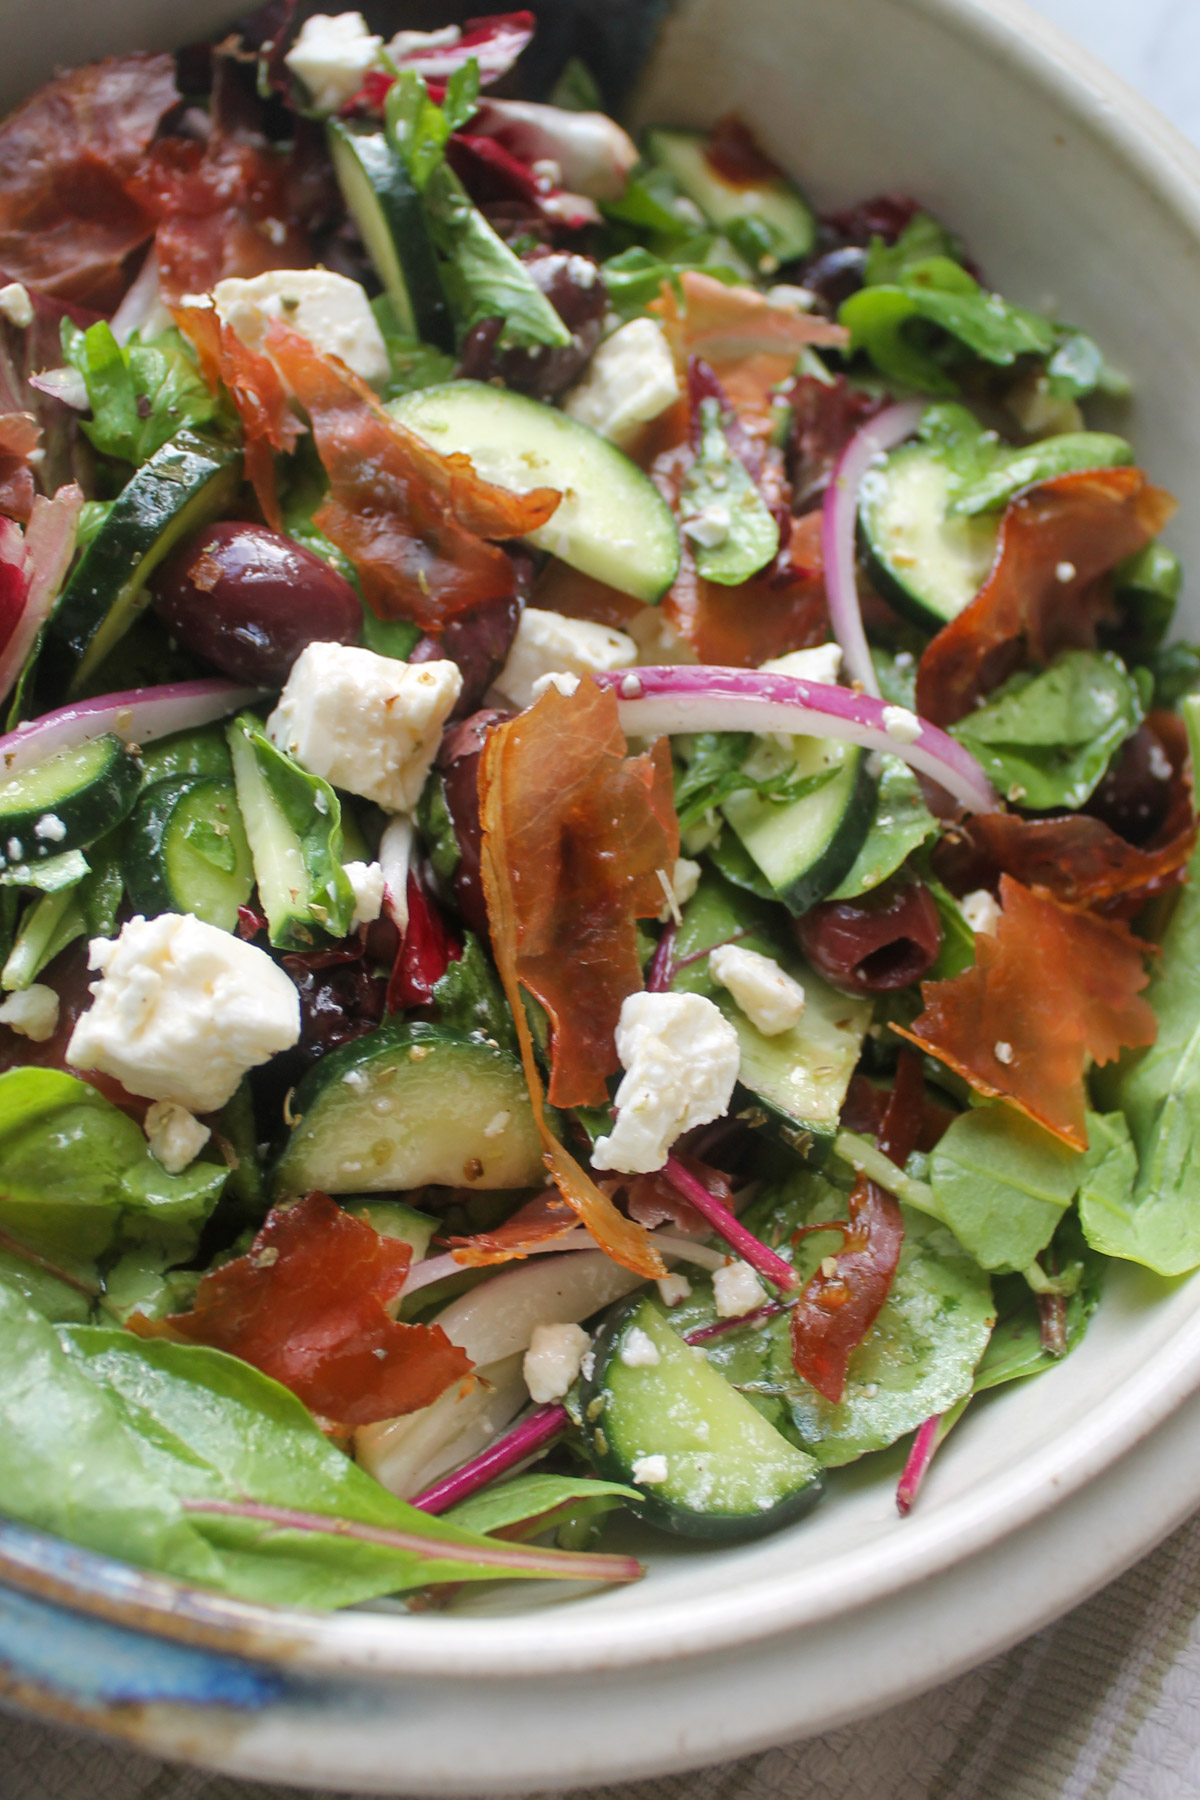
124, 776, 254, 933
272, 1021, 546, 1196
581, 1296, 823, 1541
0, 734, 140, 873
51, 432, 242, 693
859, 442, 998, 631
347, 1199, 439, 1261
138, 725, 233, 789
644, 127, 816, 270
721, 736, 877, 915
327, 121, 451, 350
390, 381, 680, 604
670, 873, 871, 1160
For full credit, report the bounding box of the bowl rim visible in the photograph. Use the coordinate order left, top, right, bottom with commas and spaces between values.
6, 0, 1200, 1686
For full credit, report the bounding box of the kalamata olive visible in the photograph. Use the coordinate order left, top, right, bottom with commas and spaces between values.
153, 522, 361, 685
794, 876, 943, 996
457, 248, 608, 400
437, 708, 510, 937
799, 245, 868, 314
1082, 723, 1175, 845
410, 592, 521, 718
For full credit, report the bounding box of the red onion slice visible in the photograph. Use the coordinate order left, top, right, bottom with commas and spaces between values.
821, 399, 927, 696
594, 666, 999, 814
0, 678, 263, 778
0, 486, 84, 710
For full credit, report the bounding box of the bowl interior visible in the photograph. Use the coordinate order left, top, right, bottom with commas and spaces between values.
2, 0, 1200, 1679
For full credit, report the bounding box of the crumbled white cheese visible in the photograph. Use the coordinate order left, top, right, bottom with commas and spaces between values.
33, 814, 67, 842
656, 1272, 692, 1307
493, 608, 636, 711
1055, 560, 1077, 584
994, 1040, 1015, 1066
268, 643, 462, 813
529, 670, 581, 702
67, 914, 301, 1115
562, 318, 681, 449
681, 501, 732, 550
961, 888, 1001, 936
213, 268, 389, 387
0, 983, 58, 1042
0, 282, 33, 329
523, 1321, 591, 1403
765, 284, 816, 313
882, 704, 922, 745
709, 943, 805, 1038
619, 1325, 661, 1368
143, 1100, 211, 1175
760, 643, 843, 685
631, 1453, 669, 1486
285, 12, 383, 115
592, 991, 740, 1176
482, 1109, 511, 1140
713, 1260, 767, 1319
580, 1349, 596, 1381
656, 857, 702, 925
343, 859, 385, 930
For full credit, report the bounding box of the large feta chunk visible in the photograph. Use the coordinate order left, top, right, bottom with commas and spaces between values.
523, 1321, 591, 1403
708, 943, 806, 1037
592, 991, 740, 1176
67, 915, 301, 1115
563, 319, 680, 449
213, 269, 389, 387
267, 643, 462, 813
285, 12, 382, 115
493, 608, 636, 711
143, 1101, 211, 1176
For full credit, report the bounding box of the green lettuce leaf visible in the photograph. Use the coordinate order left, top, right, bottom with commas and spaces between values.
678, 396, 779, 585
928, 1105, 1083, 1271
827, 755, 938, 899
443, 1471, 638, 1537
62, 321, 221, 466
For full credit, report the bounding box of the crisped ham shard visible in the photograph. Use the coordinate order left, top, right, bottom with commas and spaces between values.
894, 876, 1157, 1150
174, 304, 302, 529
266, 322, 560, 628
447, 1190, 578, 1266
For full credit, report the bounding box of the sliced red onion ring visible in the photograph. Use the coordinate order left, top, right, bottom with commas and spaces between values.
594, 666, 999, 815
0, 485, 84, 709
28, 368, 89, 411
821, 399, 927, 697
379, 813, 414, 938
0, 678, 263, 778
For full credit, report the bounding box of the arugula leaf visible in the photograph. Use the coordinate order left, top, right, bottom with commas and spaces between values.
432, 932, 518, 1054
62, 320, 220, 466
827, 755, 938, 899
951, 650, 1143, 810
443, 1471, 639, 1538
928, 1104, 1083, 1271
679, 396, 779, 585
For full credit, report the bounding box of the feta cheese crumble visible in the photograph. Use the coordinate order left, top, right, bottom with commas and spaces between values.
562, 318, 681, 448
708, 943, 806, 1038
67, 914, 301, 1115
0, 282, 33, 328
268, 643, 462, 814
212, 268, 389, 387
523, 1321, 591, 1402
143, 1100, 211, 1175
33, 814, 67, 842
656, 1272, 693, 1306
882, 704, 922, 745
493, 608, 636, 711
284, 12, 382, 115
0, 983, 59, 1042
961, 888, 1001, 936
656, 857, 702, 924
631, 1453, 669, 1486
681, 502, 731, 549
619, 1326, 661, 1368
343, 860, 385, 929
760, 643, 844, 685
592, 991, 740, 1175
713, 1260, 768, 1319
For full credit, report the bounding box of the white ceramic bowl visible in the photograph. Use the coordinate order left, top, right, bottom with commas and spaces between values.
4, 0, 1200, 1791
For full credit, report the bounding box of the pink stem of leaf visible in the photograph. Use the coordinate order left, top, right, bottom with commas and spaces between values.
896, 1412, 944, 1517
664, 1153, 798, 1292
411, 1403, 569, 1515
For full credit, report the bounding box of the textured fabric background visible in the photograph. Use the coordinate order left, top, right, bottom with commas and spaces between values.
3, 1, 1200, 1795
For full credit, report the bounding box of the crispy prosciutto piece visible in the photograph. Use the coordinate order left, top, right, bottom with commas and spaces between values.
916, 468, 1176, 727
479, 678, 674, 1278
447, 1189, 578, 1266
174, 304, 302, 529
789, 1053, 918, 1404
0, 56, 178, 310
147, 1191, 472, 1427
266, 323, 560, 629
894, 875, 1157, 1150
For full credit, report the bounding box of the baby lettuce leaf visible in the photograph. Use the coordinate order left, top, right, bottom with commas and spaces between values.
863, 213, 966, 287
431, 932, 518, 1054
61, 320, 221, 467
678, 397, 779, 585
443, 1472, 639, 1538
951, 650, 1143, 810
0, 1244, 92, 1324
949, 433, 1133, 518
928, 1105, 1082, 1271
828, 755, 938, 899
973, 1218, 1105, 1392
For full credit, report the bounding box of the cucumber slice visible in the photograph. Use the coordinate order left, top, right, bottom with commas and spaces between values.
644, 127, 816, 271
327, 122, 451, 350
390, 381, 680, 604
859, 442, 998, 631
347, 1199, 439, 1261
721, 736, 877, 915
138, 726, 233, 789
670, 873, 871, 1160
272, 1021, 545, 1195
582, 1296, 823, 1540
949, 430, 1133, 517
51, 432, 242, 692
124, 776, 254, 933
0, 734, 140, 873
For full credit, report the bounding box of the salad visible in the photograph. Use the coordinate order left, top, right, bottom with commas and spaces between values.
0, 3, 1195, 1615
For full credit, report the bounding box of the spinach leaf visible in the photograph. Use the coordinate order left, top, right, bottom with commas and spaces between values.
950, 432, 1133, 517
928, 1105, 1082, 1271
1045, 325, 1131, 402
1111, 542, 1183, 662
679, 397, 779, 585
443, 1472, 639, 1537
827, 755, 938, 899
673, 732, 837, 835
863, 213, 966, 287
62, 321, 221, 466
951, 650, 1143, 810
0, 1243, 92, 1323
973, 1218, 1105, 1392
841, 259, 1056, 395
432, 932, 518, 1054
370, 296, 456, 400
